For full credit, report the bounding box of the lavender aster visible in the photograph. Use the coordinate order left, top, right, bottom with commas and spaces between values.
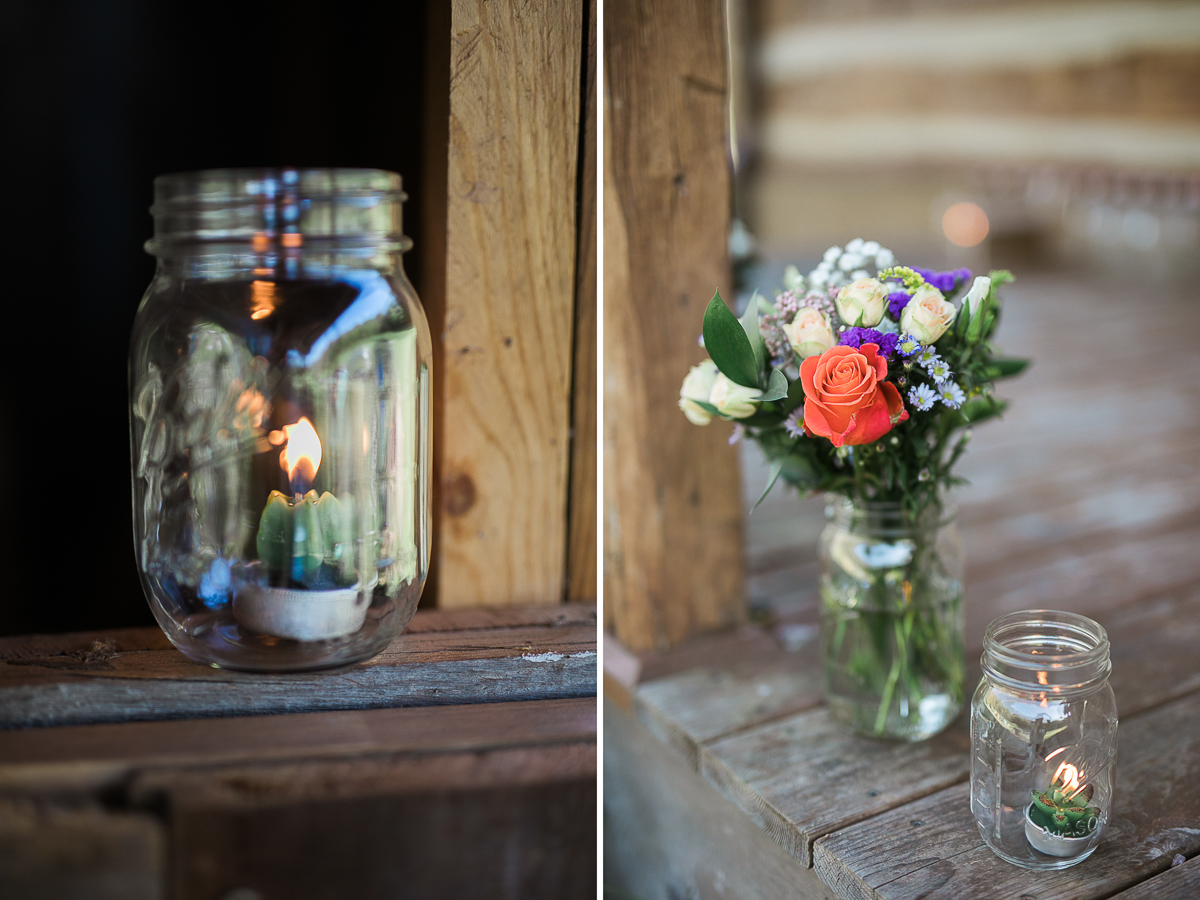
939, 382, 966, 409
783, 408, 805, 439
729, 424, 745, 445
897, 334, 922, 357
908, 383, 937, 412
916, 347, 940, 368
887, 291, 911, 320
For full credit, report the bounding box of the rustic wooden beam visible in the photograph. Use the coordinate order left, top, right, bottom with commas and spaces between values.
566, 0, 598, 606
0, 605, 596, 729
603, 0, 745, 650
434, 0, 584, 607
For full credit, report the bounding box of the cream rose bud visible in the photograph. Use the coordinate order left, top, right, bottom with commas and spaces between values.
900, 284, 957, 343
782, 307, 836, 359
678, 360, 719, 425
835, 278, 888, 327
964, 276, 992, 316
709, 373, 762, 419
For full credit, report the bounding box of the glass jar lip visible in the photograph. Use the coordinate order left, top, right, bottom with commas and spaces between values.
982, 609, 1111, 693
150, 167, 406, 207
824, 493, 957, 533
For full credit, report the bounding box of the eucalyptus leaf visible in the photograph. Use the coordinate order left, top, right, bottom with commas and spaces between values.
781, 370, 806, 414
760, 368, 789, 401
703, 290, 760, 389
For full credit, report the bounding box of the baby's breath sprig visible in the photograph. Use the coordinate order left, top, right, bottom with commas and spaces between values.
877, 266, 926, 291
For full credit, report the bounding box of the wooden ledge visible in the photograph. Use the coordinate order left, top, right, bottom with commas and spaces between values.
0, 605, 597, 729
611, 587, 1200, 898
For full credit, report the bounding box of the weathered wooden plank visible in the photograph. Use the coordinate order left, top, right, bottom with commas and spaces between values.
605, 699, 830, 900
1109, 855, 1200, 900
0, 801, 164, 900
436, 0, 583, 608
603, 0, 746, 650
567, 0, 598, 607
136, 742, 596, 900
814, 691, 1200, 900
703, 708, 971, 866
0, 621, 596, 729
0, 696, 596, 795
633, 583, 1200, 869
0, 605, 597, 727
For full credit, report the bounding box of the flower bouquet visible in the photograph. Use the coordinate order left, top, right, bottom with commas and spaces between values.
679, 238, 1028, 739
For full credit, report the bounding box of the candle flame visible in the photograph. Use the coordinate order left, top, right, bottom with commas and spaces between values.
1053, 761, 1082, 794
280, 416, 321, 488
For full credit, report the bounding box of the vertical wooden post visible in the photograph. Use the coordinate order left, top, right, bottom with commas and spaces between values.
567, 0, 598, 605
604, 0, 745, 650
432, 1, 585, 607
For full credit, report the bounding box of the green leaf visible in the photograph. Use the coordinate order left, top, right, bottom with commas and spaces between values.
985, 357, 1030, 379
955, 300, 972, 338
740, 290, 767, 380
690, 400, 721, 416
988, 269, 1015, 289
703, 290, 760, 389
961, 396, 1008, 425
760, 368, 789, 401
750, 458, 784, 514
781, 370, 806, 414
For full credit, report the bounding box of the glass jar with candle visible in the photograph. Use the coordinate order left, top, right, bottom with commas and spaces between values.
129, 168, 431, 671
970, 610, 1118, 869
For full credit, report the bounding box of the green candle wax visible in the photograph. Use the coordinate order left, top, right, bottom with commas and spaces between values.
255, 489, 354, 586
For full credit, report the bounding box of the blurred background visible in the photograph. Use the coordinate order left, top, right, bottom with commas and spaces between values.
0, 1, 431, 635
724, 0, 1200, 591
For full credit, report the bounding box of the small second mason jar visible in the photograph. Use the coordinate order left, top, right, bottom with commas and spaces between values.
971, 610, 1118, 869
130, 168, 431, 671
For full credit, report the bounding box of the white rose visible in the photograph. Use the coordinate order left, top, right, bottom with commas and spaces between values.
964, 276, 991, 316
782, 307, 836, 359
834, 278, 888, 327
900, 284, 957, 343
874, 247, 895, 268
709, 373, 762, 419
678, 360, 719, 425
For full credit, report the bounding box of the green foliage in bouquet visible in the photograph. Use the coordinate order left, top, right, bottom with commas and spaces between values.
678, 245, 1028, 519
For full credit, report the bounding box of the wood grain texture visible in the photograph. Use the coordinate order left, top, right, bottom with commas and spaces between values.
1109, 855, 1200, 900
813, 691, 1200, 900
437, 0, 583, 607
567, 0, 598, 605
0, 801, 164, 900
0, 696, 596, 795
144, 742, 596, 900
0, 607, 597, 729
604, 0, 746, 650
604, 699, 832, 900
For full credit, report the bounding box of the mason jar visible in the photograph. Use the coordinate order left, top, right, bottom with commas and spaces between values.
129, 168, 431, 671
971, 610, 1118, 869
819, 495, 966, 740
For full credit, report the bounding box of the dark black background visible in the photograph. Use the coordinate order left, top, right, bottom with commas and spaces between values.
0, 0, 432, 635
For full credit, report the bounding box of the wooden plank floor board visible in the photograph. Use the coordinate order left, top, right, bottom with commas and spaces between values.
815, 691, 1200, 900
1109, 855, 1200, 900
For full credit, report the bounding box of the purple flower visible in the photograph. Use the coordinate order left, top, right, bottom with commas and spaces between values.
911, 266, 972, 294
839, 327, 900, 359
887, 291, 911, 320
783, 409, 805, 439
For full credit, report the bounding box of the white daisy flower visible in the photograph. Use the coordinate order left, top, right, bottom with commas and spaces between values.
939, 383, 966, 409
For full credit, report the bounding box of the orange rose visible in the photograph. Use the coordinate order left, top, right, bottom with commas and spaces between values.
799, 344, 908, 447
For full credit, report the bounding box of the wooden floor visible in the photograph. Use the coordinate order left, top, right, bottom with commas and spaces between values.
605, 273, 1200, 900
0, 605, 598, 899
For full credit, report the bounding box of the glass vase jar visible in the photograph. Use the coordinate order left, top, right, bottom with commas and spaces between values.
970, 610, 1117, 869
129, 168, 431, 671
819, 496, 965, 740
